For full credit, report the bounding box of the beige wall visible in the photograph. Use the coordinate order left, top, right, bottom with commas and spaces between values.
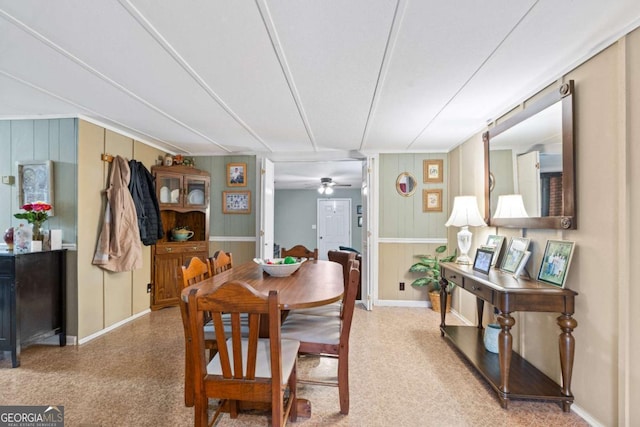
77, 120, 163, 340
446, 29, 640, 426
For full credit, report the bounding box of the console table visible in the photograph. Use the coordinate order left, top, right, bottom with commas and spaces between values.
0, 250, 66, 368
439, 262, 577, 411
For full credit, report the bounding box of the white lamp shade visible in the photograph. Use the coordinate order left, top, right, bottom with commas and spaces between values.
493, 194, 529, 218
445, 196, 486, 227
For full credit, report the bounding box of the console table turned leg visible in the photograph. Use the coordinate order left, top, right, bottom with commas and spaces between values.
558, 313, 577, 412
439, 278, 448, 336
497, 313, 516, 396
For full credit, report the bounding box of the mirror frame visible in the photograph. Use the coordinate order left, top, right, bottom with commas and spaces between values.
483, 80, 575, 229
396, 172, 417, 197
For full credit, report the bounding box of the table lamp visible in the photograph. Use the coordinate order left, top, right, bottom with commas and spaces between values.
493, 194, 528, 218
445, 196, 486, 264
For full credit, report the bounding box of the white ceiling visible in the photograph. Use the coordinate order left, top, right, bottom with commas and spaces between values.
1, 1, 640, 189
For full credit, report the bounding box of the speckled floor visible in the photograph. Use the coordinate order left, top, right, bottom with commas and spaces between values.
0, 306, 588, 427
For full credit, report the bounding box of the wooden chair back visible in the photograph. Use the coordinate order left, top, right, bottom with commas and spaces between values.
280, 259, 360, 415
186, 281, 298, 426
281, 245, 319, 260
181, 257, 211, 288
327, 250, 356, 290
209, 250, 233, 275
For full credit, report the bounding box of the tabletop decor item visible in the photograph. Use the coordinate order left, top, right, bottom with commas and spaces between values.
3, 227, 14, 251
537, 240, 575, 288
14, 224, 32, 254
254, 257, 305, 277
14, 201, 53, 241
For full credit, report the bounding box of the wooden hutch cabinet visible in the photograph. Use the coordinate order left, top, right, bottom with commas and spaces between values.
150, 165, 210, 310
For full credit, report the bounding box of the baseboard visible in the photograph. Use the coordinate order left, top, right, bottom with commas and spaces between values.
570, 403, 603, 426
78, 309, 151, 345
374, 299, 429, 308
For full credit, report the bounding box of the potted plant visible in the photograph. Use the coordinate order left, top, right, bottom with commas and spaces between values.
409, 245, 456, 312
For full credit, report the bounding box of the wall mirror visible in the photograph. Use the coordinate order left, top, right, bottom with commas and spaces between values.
483, 80, 575, 229
396, 172, 417, 197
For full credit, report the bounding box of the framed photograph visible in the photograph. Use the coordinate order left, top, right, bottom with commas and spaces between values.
222, 191, 251, 214
17, 160, 55, 215
357, 216, 363, 227
423, 189, 442, 212
513, 250, 531, 278
423, 159, 443, 183
537, 240, 575, 288
485, 235, 505, 266
356, 205, 362, 215
227, 162, 247, 187
500, 237, 530, 273
473, 247, 494, 275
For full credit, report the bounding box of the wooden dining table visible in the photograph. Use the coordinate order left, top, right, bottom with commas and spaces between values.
182, 258, 344, 310
180, 258, 344, 418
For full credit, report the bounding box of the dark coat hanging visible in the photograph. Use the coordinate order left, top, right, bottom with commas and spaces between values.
128, 160, 164, 245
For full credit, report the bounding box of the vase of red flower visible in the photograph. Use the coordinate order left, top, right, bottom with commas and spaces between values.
14, 202, 52, 241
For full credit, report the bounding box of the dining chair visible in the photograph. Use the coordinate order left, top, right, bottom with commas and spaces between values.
185, 281, 299, 427
181, 256, 211, 288
280, 260, 360, 415
280, 244, 319, 260
180, 256, 213, 408
289, 250, 356, 318
209, 250, 233, 275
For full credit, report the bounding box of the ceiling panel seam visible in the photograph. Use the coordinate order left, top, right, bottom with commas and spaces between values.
0, 69, 184, 153
254, 0, 317, 152
405, 0, 540, 150
358, 0, 404, 152
117, 0, 273, 152
0, 8, 230, 153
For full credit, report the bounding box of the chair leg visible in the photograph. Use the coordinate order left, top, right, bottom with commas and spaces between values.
338, 349, 349, 415
184, 344, 194, 407
289, 362, 298, 422
194, 395, 208, 427
229, 400, 238, 419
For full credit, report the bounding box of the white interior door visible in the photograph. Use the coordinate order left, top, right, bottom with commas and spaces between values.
517, 151, 541, 217
317, 199, 351, 260
259, 158, 275, 259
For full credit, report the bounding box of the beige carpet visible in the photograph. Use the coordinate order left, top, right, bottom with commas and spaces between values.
0, 306, 588, 426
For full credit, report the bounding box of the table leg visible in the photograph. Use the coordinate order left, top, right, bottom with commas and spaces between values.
439, 278, 448, 336
497, 312, 515, 394
557, 313, 577, 411
476, 297, 485, 330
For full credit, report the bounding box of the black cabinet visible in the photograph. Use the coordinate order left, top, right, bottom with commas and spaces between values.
0, 250, 66, 368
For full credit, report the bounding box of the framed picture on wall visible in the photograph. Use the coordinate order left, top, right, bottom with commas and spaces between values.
17, 160, 55, 215
227, 162, 247, 187
358, 216, 363, 227
223, 191, 251, 214
423, 189, 442, 212
537, 240, 575, 288
423, 159, 443, 183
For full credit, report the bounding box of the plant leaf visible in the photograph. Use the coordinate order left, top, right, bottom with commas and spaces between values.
435, 245, 447, 254
411, 278, 431, 287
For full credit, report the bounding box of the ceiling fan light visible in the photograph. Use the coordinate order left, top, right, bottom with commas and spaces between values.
317, 187, 325, 194
325, 186, 334, 195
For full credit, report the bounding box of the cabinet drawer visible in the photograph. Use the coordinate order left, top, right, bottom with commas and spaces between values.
442, 269, 462, 285
464, 281, 494, 302
156, 241, 208, 254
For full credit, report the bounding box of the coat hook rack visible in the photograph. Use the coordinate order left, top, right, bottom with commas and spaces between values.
101, 153, 114, 163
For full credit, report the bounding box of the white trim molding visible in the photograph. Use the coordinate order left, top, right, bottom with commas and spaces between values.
210, 236, 257, 242
378, 237, 447, 244
78, 309, 150, 345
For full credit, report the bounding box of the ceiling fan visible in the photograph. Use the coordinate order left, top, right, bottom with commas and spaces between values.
317, 177, 351, 194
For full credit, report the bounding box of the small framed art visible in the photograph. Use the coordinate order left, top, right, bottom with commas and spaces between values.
423, 189, 442, 212
227, 163, 247, 187
423, 159, 443, 183
473, 247, 494, 275
500, 237, 530, 273
223, 191, 251, 214
17, 160, 55, 214
484, 235, 505, 266
357, 216, 363, 227
357, 205, 362, 215
537, 240, 575, 288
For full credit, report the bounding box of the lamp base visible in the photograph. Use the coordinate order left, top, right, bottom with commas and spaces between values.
455, 254, 473, 265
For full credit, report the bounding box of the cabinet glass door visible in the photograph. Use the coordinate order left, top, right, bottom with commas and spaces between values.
157, 175, 182, 206
185, 177, 208, 208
